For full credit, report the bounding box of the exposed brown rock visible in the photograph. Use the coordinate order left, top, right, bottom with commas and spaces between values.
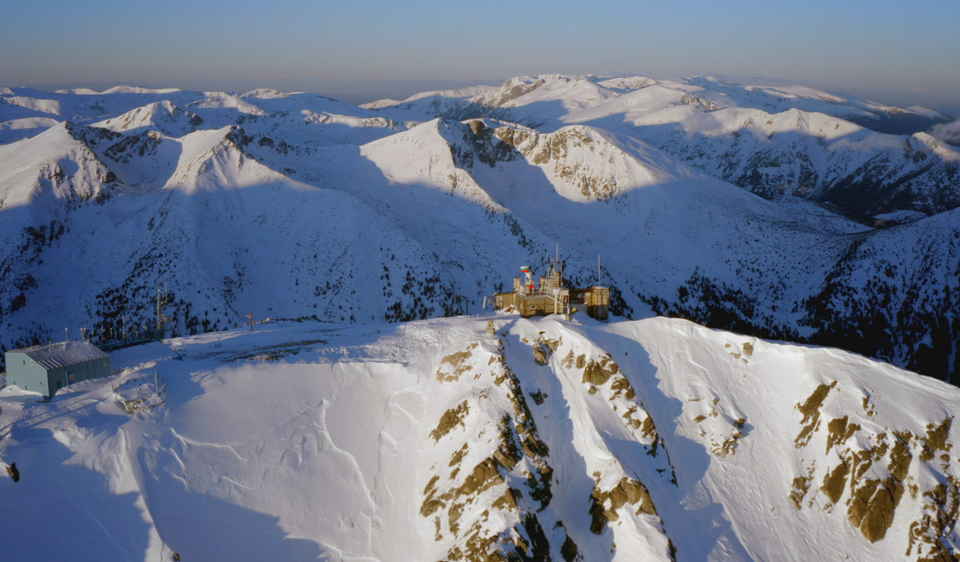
795, 381, 837, 448
581, 355, 620, 387
825, 416, 861, 454
450, 444, 469, 467
888, 433, 913, 481
431, 400, 471, 442
437, 343, 479, 382
590, 477, 659, 534
711, 431, 744, 457
822, 461, 850, 504
425, 339, 565, 561
790, 475, 812, 510
533, 345, 549, 366
848, 477, 903, 543
610, 376, 635, 399
491, 487, 519, 511
422, 475, 443, 517
906, 478, 960, 562
920, 417, 953, 462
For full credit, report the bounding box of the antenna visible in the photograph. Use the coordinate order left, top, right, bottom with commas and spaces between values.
557, 243, 563, 286
598, 255, 602, 287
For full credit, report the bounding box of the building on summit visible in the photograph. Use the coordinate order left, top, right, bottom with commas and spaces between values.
494, 265, 610, 320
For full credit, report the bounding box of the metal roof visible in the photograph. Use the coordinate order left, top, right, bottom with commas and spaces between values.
10, 341, 109, 371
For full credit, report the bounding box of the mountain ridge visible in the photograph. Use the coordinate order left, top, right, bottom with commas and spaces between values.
0, 78, 957, 383
2, 314, 959, 560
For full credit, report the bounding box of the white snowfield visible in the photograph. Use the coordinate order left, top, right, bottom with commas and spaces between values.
2, 314, 958, 562
0, 75, 957, 385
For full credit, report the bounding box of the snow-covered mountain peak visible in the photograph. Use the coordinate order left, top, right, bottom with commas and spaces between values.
597, 76, 660, 92
0, 121, 119, 209
360, 98, 403, 110
490, 123, 687, 202
498, 76, 621, 111
3, 315, 960, 561
0, 94, 62, 117
358, 118, 504, 209
93, 100, 204, 137
100, 85, 182, 95
0, 117, 62, 145
162, 126, 293, 193
53, 87, 100, 95
241, 88, 290, 100
909, 132, 960, 161
188, 92, 267, 116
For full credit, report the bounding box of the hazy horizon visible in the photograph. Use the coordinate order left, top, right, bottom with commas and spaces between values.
2, 0, 958, 116
7, 74, 959, 118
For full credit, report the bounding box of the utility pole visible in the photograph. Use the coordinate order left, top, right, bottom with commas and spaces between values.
157, 285, 163, 334
156, 283, 173, 338
247, 312, 254, 331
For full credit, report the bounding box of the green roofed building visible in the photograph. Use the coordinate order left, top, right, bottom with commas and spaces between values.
5, 340, 111, 398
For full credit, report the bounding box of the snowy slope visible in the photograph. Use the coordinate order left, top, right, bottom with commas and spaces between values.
366, 75, 959, 219
93, 101, 205, 137
0, 81, 957, 386
2, 314, 958, 561
375, 74, 947, 135
0, 122, 119, 210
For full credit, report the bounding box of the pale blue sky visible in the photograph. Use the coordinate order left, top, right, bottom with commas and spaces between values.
2, 0, 958, 113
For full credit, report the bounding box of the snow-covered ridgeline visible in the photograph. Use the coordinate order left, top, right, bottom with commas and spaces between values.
0, 78, 957, 385
1, 315, 958, 561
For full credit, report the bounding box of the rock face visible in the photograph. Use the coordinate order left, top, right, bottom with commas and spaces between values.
789, 381, 958, 550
